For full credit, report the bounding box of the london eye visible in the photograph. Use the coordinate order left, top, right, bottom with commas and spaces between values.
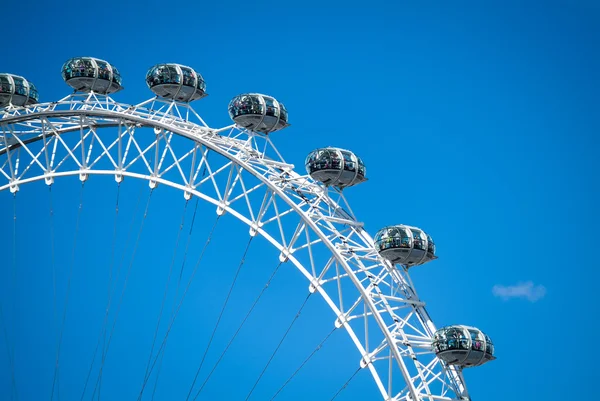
0, 57, 495, 400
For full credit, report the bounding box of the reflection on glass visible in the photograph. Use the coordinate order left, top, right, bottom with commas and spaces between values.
427, 234, 435, 254
411, 229, 426, 251
264, 97, 278, 117
0, 76, 11, 94
96, 60, 110, 80
374, 226, 412, 251
62, 58, 123, 93
28, 83, 39, 102
434, 326, 495, 362
12, 77, 26, 96
112, 67, 122, 85
280, 104, 288, 123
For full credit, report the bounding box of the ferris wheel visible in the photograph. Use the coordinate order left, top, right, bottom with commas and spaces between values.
0, 57, 495, 401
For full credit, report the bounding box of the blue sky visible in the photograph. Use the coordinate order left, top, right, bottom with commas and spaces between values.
1, 1, 599, 400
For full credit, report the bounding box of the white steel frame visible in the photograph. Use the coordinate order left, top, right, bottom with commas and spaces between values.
0, 92, 470, 401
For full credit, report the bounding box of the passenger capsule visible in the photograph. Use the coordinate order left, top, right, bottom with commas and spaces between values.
373, 225, 436, 267
62, 57, 123, 94
228, 93, 289, 134
0, 74, 39, 107
146, 63, 207, 102
432, 325, 495, 367
305, 148, 366, 188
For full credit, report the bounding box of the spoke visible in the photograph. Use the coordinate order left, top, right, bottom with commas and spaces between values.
142, 200, 189, 388
329, 366, 362, 401
244, 293, 313, 401
48, 187, 57, 352
151, 198, 201, 398
178, 198, 200, 283
136, 215, 221, 400
0, 302, 18, 401
192, 260, 284, 401
91, 187, 154, 400
185, 237, 255, 400
79, 184, 121, 401
10, 193, 17, 401
269, 327, 337, 401
51, 182, 85, 401
150, 347, 166, 401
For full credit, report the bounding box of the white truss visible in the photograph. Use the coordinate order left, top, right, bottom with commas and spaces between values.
0, 93, 470, 401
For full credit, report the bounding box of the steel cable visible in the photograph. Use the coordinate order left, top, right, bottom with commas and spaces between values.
186, 237, 256, 400
91, 187, 154, 400
136, 214, 221, 400
51, 182, 85, 401
269, 326, 337, 401
142, 199, 189, 382
10, 194, 18, 401
79, 184, 121, 401
244, 293, 313, 401
191, 260, 284, 400
0, 303, 18, 401
150, 197, 200, 401
329, 366, 362, 400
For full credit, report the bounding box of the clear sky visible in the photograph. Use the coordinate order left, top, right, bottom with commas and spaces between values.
1, 1, 599, 400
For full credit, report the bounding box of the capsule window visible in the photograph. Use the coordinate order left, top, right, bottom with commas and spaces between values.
0, 76, 10, 93
248, 96, 263, 115
383, 228, 397, 250
443, 327, 469, 350
373, 229, 388, 250
67, 60, 79, 78
196, 76, 206, 91
411, 230, 426, 251
147, 66, 160, 84
264, 97, 278, 117
233, 97, 243, 116
155, 65, 170, 84
12, 77, 26, 96
169, 65, 181, 84
426, 234, 435, 254
356, 156, 366, 176
82, 59, 95, 78
112, 67, 122, 85
484, 335, 494, 354
316, 149, 332, 170
329, 150, 342, 169
433, 331, 448, 352
279, 104, 288, 123
305, 151, 318, 171
470, 330, 485, 351
96, 60, 110, 80
394, 228, 411, 249
62, 61, 73, 80
28, 83, 39, 102
341, 151, 356, 172
181, 67, 195, 87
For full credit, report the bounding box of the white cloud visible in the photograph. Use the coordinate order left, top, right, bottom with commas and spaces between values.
492, 281, 546, 302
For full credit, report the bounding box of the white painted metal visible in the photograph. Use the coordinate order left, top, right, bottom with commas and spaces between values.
0, 92, 470, 401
